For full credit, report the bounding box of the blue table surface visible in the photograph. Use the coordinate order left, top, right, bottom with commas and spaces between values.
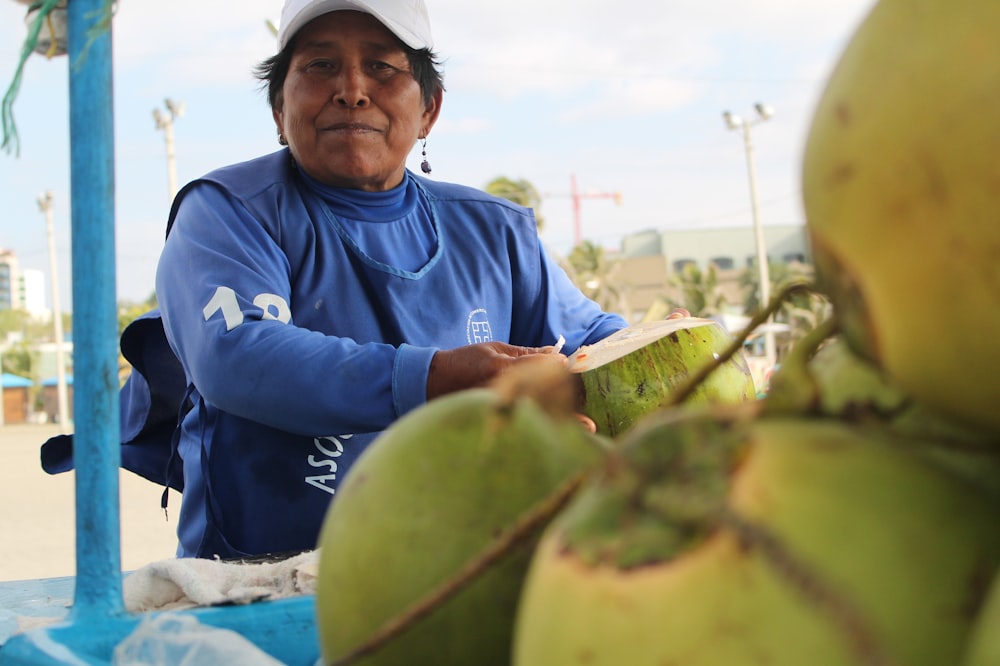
0, 576, 76, 644
0, 575, 321, 664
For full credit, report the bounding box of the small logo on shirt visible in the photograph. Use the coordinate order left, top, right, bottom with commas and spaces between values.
467, 309, 493, 344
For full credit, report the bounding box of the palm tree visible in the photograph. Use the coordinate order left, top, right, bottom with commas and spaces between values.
740, 260, 832, 353
117, 291, 158, 337
484, 176, 545, 231
664, 263, 728, 318
565, 240, 626, 316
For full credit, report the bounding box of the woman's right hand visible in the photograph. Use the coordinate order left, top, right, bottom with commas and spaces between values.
426, 341, 562, 400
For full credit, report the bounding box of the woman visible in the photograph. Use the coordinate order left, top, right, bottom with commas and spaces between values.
153, 0, 628, 559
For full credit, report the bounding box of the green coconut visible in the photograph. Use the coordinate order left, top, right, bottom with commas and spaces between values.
801, 0, 1000, 431
961, 566, 1000, 666
513, 409, 1000, 666
315, 361, 608, 666
804, 337, 1000, 441
769, 335, 1000, 501
567, 317, 756, 437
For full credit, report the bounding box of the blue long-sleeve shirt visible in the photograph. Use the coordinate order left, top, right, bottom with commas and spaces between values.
155, 149, 626, 558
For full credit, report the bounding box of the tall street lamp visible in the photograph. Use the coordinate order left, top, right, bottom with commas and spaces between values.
722, 102, 776, 369
153, 98, 184, 202
38, 190, 70, 427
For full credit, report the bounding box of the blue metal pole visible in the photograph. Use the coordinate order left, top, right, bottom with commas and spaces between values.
66, 0, 123, 617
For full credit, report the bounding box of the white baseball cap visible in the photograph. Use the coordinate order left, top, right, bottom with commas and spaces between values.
277, 0, 434, 52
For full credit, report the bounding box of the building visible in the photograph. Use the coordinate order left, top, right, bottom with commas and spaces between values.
40, 374, 73, 425
21, 269, 49, 318
34, 339, 74, 380
608, 224, 812, 321
0, 250, 49, 317
0, 249, 19, 311
611, 253, 669, 321
1, 373, 33, 425
600, 225, 816, 386
621, 224, 811, 272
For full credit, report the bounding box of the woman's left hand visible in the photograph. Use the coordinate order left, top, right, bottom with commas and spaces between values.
574, 413, 597, 433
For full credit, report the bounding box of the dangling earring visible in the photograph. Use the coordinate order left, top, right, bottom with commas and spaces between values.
278, 131, 288, 146
420, 137, 432, 174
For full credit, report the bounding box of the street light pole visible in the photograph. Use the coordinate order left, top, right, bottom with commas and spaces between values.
39, 190, 70, 427
723, 103, 776, 369
153, 98, 184, 202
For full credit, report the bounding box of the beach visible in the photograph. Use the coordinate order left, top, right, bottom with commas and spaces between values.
0, 424, 181, 582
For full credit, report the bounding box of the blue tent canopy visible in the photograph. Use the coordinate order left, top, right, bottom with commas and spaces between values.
1, 373, 33, 389
41, 375, 74, 387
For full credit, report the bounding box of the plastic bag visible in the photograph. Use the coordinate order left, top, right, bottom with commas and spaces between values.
112, 612, 285, 666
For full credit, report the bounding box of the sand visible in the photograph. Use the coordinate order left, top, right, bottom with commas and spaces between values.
0, 424, 181, 582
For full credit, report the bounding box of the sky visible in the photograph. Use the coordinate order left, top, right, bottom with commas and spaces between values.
0, 0, 877, 310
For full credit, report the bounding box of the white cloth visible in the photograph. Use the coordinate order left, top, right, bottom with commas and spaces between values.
122, 550, 319, 612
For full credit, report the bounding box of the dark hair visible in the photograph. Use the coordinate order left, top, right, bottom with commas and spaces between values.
253, 33, 446, 111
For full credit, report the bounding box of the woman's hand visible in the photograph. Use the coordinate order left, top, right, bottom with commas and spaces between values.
574, 413, 597, 433
426, 341, 561, 400
428, 342, 600, 434
666, 307, 691, 320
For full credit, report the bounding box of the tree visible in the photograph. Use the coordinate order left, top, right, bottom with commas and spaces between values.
484, 176, 545, 231
0, 308, 30, 341
0, 307, 69, 344
1, 309, 43, 406
740, 260, 832, 354
1, 344, 33, 377
116, 292, 159, 383
118, 291, 158, 336
565, 241, 626, 316
664, 263, 728, 318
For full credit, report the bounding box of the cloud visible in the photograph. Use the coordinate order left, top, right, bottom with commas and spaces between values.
110, 1, 278, 86
435, 115, 493, 135
431, 0, 873, 116
559, 78, 701, 123
0, 0, 878, 304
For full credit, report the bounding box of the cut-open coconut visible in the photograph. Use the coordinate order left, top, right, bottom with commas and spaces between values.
567, 318, 756, 437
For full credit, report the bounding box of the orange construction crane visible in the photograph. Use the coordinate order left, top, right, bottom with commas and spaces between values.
547, 174, 622, 247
